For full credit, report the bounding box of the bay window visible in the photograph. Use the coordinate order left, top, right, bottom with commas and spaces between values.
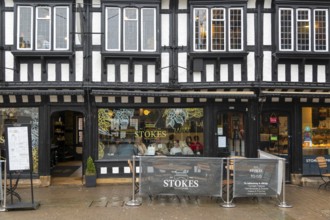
17, 5, 70, 51
193, 7, 244, 52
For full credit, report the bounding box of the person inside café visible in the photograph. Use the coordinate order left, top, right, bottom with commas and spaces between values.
170, 140, 182, 155
166, 134, 175, 152
180, 140, 194, 155
116, 138, 138, 157
150, 137, 169, 155
103, 138, 118, 158
134, 137, 147, 155
190, 135, 204, 155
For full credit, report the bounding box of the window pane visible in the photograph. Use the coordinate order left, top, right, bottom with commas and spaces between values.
229, 8, 242, 50
54, 7, 69, 50
314, 10, 328, 51
194, 9, 208, 51
211, 8, 225, 51
106, 7, 120, 51
36, 7, 51, 50
297, 9, 310, 51
124, 8, 138, 51
18, 6, 33, 49
142, 8, 156, 51
279, 9, 293, 50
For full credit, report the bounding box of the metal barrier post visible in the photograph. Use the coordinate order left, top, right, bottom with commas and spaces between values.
0, 160, 6, 212
125, 155, 142, 206
221, 158, 235, 208
278, 158, 292, 208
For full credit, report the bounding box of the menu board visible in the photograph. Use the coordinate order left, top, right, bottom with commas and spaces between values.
6, 125, 31, 171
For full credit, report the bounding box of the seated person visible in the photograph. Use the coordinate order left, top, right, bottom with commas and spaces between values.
151, 137, 169, 155
190, 135, 204, 154
170, 140, 182, 155
180, 141, 194, 155
134, 137, 147, 155
116, 138, 138, 157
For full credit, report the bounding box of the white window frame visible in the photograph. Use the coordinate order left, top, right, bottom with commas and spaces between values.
228, 8, 244, 51
296, 9, 311, 52
278, 8, 294, 51
141, 8, 156, 52
193, 8, 209, 52
17, 6, 33, 50
313, 9, 328, 52
105, 7, 121, 51
123, 8, 139, 52
54, 7, 69, 50
36, 6, 51, 51
211, 8, 226, 52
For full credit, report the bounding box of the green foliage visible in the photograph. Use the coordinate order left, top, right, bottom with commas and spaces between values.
86, 156, 96, 176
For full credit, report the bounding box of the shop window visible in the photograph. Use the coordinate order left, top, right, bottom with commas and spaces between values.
302, 107, 330, 175
98, 108, 204, 160
278, 8, 328, 52
105, 6, 157, 52
0, 108, 39, 173
193, 7, 244, 52
17, 5, 70, 51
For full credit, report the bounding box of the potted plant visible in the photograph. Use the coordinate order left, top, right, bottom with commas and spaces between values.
85, 156, 97, 187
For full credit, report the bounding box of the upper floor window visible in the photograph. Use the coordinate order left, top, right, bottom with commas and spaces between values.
105, 7, 157, 52
17, 5, 70, 51
279, 8, 328, 52
193, 7, 244, 52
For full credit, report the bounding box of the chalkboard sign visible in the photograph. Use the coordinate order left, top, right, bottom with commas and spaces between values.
5, 124, 32, 171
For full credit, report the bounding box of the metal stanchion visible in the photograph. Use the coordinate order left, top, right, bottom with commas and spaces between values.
0, 160, 6, 212
125, 155, 142, 206
221, 158, 235, 208
278, 158, 292, 208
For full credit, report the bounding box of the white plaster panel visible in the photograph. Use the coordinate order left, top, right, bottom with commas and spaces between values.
35, 95, 42, 102
108, 96, 115, 103
178, 0, 188, 10
61, 64, 70, 81
95, 96, 102, 103
77, 95, 84, 102
160, 97, 168, 103
75, 51, 83, 81
33, 64, 42, 81
264, 0, 272, 8
92, 51, 101, 82
121, 96, 129, 103
178, 53, 187, 82
247, 0, 256, 8
206, 64, 214, 82
22, 95, 29, 103
5, 12, 14, 45
247, 14, 255, 46
290, 64, 299, 82
193, 72, 201, 82
277, 64, 286, 82
161, 14, 170, 47
161, 53, 170, 83
162, 0, 170, 9
20, 63, 28, 82
304, 65, 313, 82
325, 99, 330, 103
147, 65, 156, 83
317, 65, 326, 83
187, 98, 194, 103
0, 96, 3, 103
263, 14, 272, 45
134, 65, 143, 82
220, 64, 228, 82
50, 95, 58, 102
64, 95, 71, 103
262, 51, 272, 81
174, 98, 181, 103
147, 97, 155, 103
9, 95, 16, 103
5, 52, 14, 82
76, 0, 84, 6
5, 0, 14, 7
134, 97, 142, 103
48, 64, 56, 81
178, 14, 187, 46
247, 52, 255, 81
92, 12, 101, 45
233, 64, 242, 81
107, 64, 116, 82
75, 13, 82, 45
92, 0, 101, 7
120, 64, 129, 82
